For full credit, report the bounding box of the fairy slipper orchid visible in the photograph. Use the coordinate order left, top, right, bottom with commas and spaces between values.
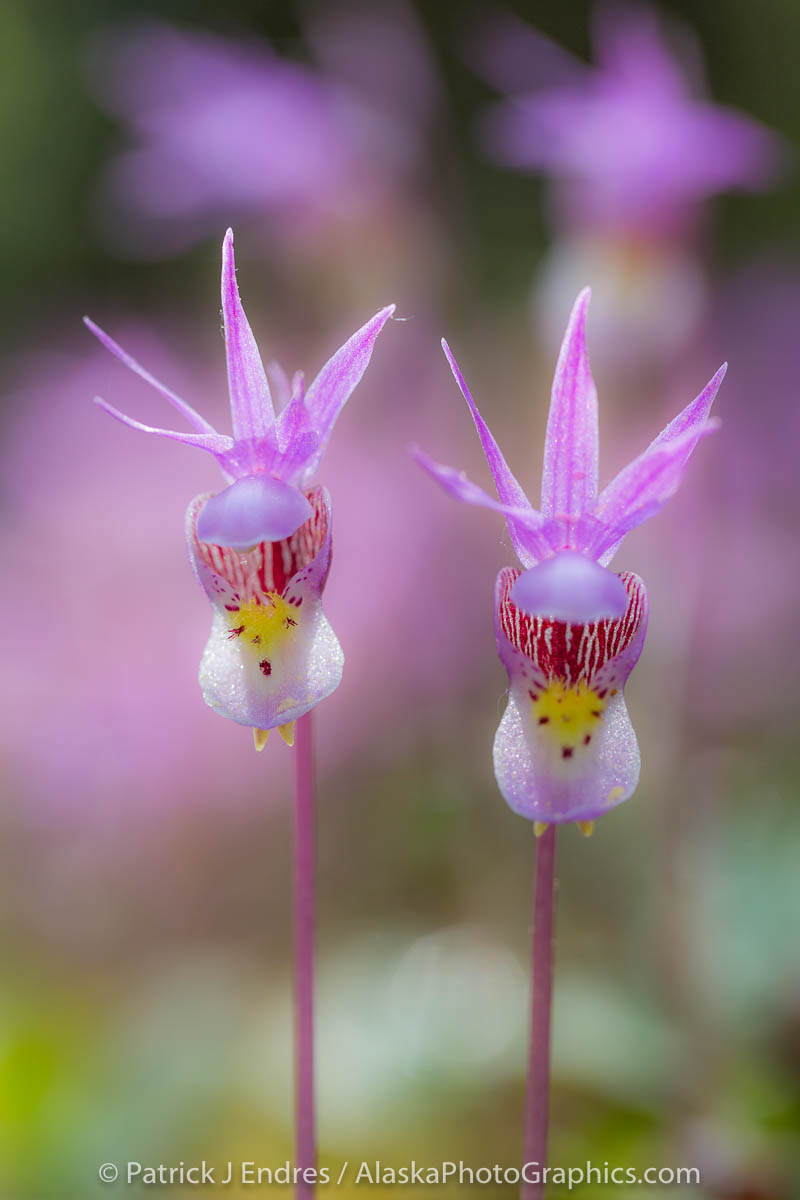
414, 289, 724, 825
86, 228, 394, 736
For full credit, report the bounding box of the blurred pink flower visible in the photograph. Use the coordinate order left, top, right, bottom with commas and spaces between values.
477, 3, 780, 241
87, 7, 439, 258
473, 4, 782, 370
688, 260, 800, 730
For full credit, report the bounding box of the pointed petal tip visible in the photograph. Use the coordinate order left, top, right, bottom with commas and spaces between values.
440, 338, 470, 393
534, 822, 549, 837
373, 302, 397, 328
565, 287, 592, 328
278, 721, 296, 747
577, 820, 595, 838
83, 315, 109, 343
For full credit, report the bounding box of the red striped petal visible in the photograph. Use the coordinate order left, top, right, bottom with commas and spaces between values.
497, 566, 646, 687
192, 485, 330, 604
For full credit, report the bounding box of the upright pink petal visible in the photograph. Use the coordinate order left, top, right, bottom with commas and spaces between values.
221, 228, 275, 442
649, 363, 727, 449
275, 372, 320, 482
303, 304, 396, 471
440, 338, 543, 567
593, 364, 725, 559
541, 288, 598, 522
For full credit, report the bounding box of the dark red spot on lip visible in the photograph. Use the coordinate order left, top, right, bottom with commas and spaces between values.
285, 617, 297, 627
259, 659, 271, 676
562, 747, 574, 759
583, 734, 592, 745
538, 716, 550, 725
227, 625, 244, 639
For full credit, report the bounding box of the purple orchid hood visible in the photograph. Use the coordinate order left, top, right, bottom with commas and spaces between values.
476, 5, 781, 240
414, 289, 724, 825
86, 229, 393, 735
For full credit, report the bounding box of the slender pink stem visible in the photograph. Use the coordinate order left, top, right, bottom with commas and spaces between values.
293, 712, 316, 1199
522, 825, 558, 1200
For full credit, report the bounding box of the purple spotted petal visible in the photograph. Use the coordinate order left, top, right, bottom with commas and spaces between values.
440, 338, 544, 567
302, 304, 396, 472
493, 568, 649, 823
187, 486, 342, 729
510, 551, 628, 622
221, 228, 275, 445
541, 287, 598, 521
196, 474, 312, 549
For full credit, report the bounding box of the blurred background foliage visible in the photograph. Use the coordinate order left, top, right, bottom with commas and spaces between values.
0, 1, 798, 1197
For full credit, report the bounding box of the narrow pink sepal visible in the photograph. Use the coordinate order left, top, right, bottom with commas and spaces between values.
593, 417, 721, 560
440, 338, 544, 567
411, 444, 547, 556
541, 288, 598, 520
93, 396, 234, 456
84, 316, 219, 435
221, 228, 275, 443
650, 363, 727, 449
303, 304, 396, 471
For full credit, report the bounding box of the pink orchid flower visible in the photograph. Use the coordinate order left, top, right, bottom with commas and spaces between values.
86, 229, 393, 740
415, 290, 724, 827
